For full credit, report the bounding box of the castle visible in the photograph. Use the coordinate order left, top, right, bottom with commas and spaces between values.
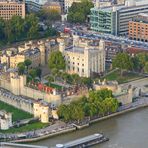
0, 39, 51, 69
57, 35, 106, 77
94, 79, 141, 105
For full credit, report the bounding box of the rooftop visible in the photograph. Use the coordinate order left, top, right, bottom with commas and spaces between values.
91, 0, 148, 12
132, 13, 148, 23
19, 48, 40, 56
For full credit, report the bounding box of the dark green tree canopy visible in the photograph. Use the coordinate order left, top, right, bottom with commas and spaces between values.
48, 51, 66, 71
112, 52, 133, 76
67, 0, 93, 23
24, 59, 32, 68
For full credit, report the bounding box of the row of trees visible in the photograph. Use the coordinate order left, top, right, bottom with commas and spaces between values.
0, 14, 39, 44
67, 0, 93, 23
0, 14, 58, 46
112, 52, 148, 76
57, 89, 119, 122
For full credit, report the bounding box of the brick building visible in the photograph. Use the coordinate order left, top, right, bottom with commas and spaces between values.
0, 0, 25, 20
129, 13, 148, 42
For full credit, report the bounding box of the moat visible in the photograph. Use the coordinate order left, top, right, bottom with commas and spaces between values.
33, 107, 148, 148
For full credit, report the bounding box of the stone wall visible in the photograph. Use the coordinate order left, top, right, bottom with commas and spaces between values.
0, 88, 33, 114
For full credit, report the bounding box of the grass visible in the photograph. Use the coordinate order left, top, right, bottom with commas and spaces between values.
48, 83, 63, 90
0, 100, 33, 121
103, 70, 144, 84
0, 122, 49, 134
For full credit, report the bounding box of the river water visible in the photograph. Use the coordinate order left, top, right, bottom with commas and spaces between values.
33, 107, 148, 148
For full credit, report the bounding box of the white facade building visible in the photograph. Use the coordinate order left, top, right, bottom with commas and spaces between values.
58, 35, 106, 77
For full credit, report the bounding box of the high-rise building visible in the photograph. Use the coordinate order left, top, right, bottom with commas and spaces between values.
128, 13, 148, 42
90, 0, 148, 36
0, 0, 25, 20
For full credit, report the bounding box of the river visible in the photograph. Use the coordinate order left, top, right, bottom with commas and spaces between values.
33, 107, 148, 148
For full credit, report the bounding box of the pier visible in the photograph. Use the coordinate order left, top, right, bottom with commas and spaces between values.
0, 142, 48, 148
55, 133, 109, 148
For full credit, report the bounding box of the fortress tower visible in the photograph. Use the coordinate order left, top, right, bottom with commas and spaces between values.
33, 102, 49, 123
57, 38, 65, 53
39, 43, 46, 66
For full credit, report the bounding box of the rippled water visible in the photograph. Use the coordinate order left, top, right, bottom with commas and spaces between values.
33, 108, 148, 148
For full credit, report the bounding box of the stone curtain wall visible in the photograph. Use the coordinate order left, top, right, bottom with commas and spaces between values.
0, 88, 33, 114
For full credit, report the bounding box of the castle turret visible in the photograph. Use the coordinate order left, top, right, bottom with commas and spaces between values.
57, 38, 65, 53
39, 43, 46, 66
33, 102, 49, 123
73, 35, 80, 47
33, 102, 40, 118
40, 105, 49, 123
99, 39, 105, 50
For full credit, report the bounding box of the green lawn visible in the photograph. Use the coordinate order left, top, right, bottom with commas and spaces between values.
48, 83, 63, 90
0, 100, 33, 121
0, 122, 49, 134
104, 70, 144, 84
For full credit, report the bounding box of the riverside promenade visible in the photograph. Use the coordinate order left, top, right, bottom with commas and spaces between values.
1, 97, 148, 143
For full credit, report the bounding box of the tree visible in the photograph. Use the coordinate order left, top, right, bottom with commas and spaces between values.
144, 62, 148, 73
137, 53, 148, 72
17, 62, 25, 75
24, 59, 32, 70
112, 52, 133, 76
67, 0, 93, 23
29, 69, 37, 79
48, 51, 66, 71
0, 18, 5, 40
131, 56, 141, 72
81, 77, 92, 88
25, 14, 39, 39
89, 89, 113, 102
57, 104, 71, 121
36, 68, 42, 79
37, 9, 61, 24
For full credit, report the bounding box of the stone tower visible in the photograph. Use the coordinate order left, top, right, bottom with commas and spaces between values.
73, 35, 80, 47
99, 39, 106, 73
57, 38, 65, 53
39, 43, 46, 66
33, 102, 49, 123
40, 105, 49, 123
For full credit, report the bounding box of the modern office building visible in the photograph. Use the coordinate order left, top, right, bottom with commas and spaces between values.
90, 0, 148, 36
0, 0, 25, 20
128, 13, 148, 42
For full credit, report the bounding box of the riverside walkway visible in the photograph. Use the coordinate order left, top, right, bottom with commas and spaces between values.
0, 142, 48, 148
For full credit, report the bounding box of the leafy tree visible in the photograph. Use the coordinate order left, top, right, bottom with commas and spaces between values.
0, 18, 5, 40
144, 62, 148, 73
29, 69, 37, 79
36, 68, 42, 79
131, 56, 141, 72
89, 89, 113, 102
137, 53, 148, 72
57, 104, 71, 121
25, 14, 39, 38
24, 59, 32, 70
48, 51, 66, 71
37, 9, 61, 24
17, 62, 25, 75
112, 52, 133, 76
67, 0, 93, 23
